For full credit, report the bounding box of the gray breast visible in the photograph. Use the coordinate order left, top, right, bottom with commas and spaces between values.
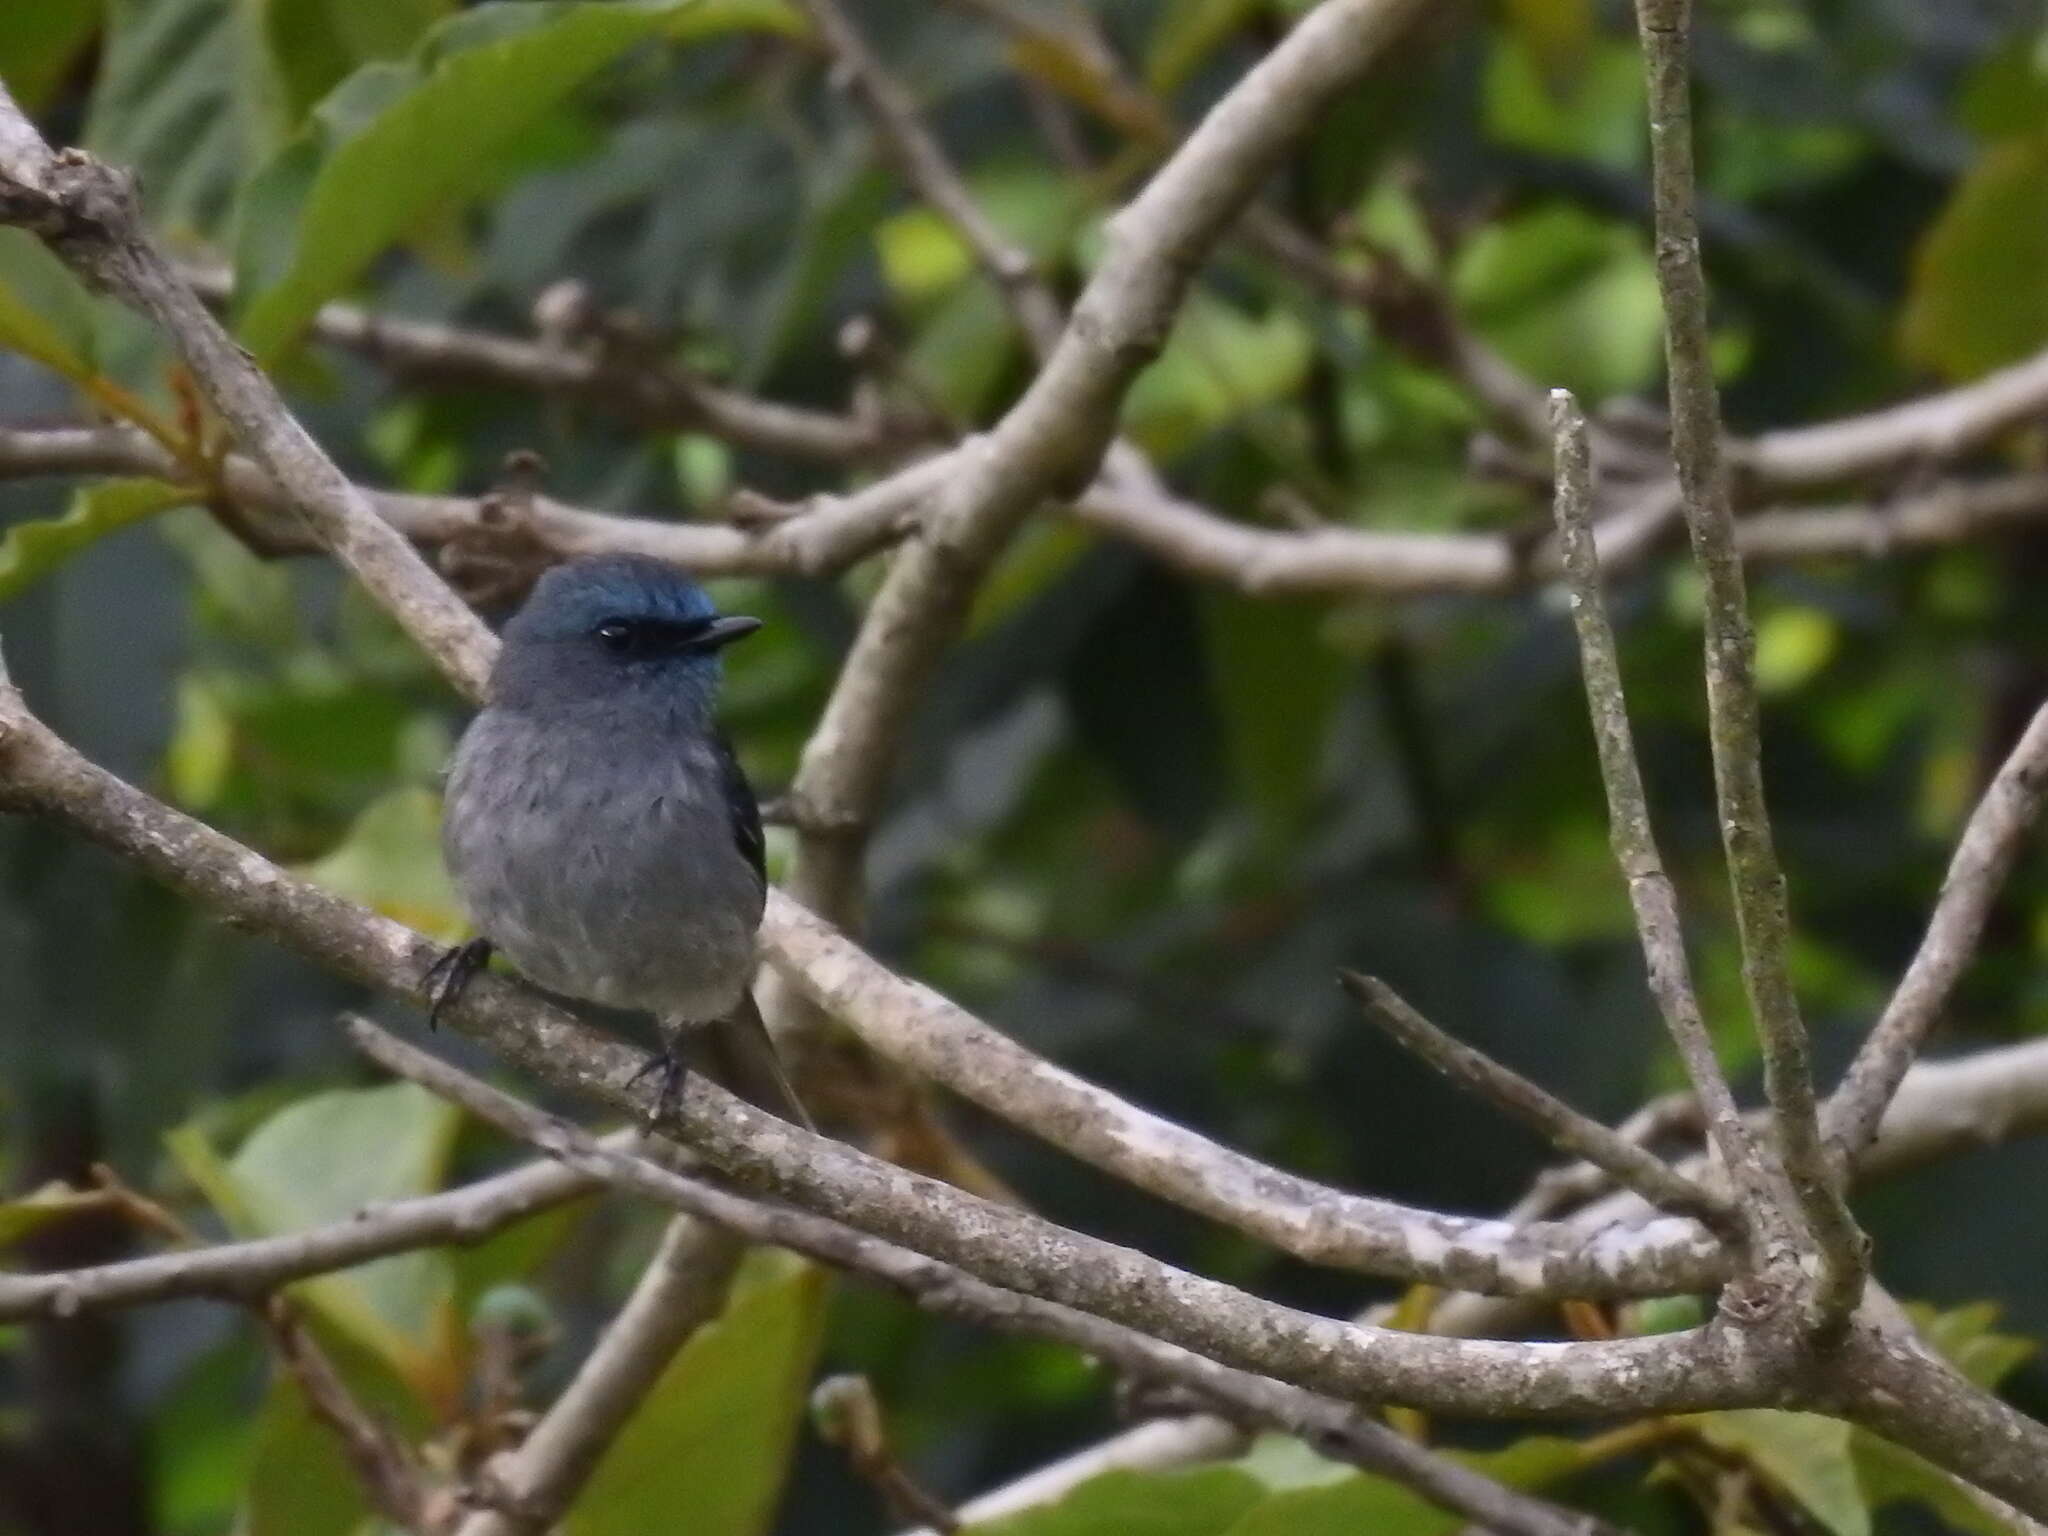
442, 708, 765, 1021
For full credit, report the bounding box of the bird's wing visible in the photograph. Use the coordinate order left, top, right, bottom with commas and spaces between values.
714, 732, 766, 883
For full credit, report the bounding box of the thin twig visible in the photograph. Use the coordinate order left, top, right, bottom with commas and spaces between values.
759, 890, 1724, 1297
0, 1142, 612, 1322
1546, 387, 1782, 1256
1339, 971, 1732, 1228
263, 1299, 438, 1534
1826, 698, 2048, 1163
812, 1375, 963, 1534
1628, 0, 1866, 1332
455, 1218, 745, 1536
177, 265, 894, 463
795, 0, 1066, 358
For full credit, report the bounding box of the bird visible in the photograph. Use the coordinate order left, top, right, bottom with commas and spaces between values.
427, 553, 809, 1129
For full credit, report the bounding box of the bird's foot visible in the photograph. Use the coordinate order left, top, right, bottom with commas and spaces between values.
422, 938, 494, 1030
625, 1042, 689, 1128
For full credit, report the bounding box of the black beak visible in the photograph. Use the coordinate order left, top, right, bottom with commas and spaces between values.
703, 615, 762, 649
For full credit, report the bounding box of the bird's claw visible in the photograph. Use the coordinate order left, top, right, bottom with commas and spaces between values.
422, 938, 494, 1030
625, 1043, 689, 1128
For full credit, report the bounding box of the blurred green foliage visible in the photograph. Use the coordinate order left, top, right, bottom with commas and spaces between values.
4, 0, 2048, 1532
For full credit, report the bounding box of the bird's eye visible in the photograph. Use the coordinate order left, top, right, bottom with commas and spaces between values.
594, 621, 636, 653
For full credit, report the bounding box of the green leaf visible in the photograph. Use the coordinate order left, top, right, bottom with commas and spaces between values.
969, 1466, 1268, 1536
241, 1324, 429, 1536
259, 0, 454, 124
0, 1181, 112, 1248
0, 480, 192, 604
1482, 33, 1644, 169
165, 674, 237, 809
1852, 1431, 2023, 1536
85, 0, 273, 235
0, 0, 104, 112
1690, 1410, 1869, 1536
567, 1252, 830, 1536
1224, 1435, 1586, 1536
168, 1084, 464, 1394
242, 1374, 368, 1536
1452, 203, 1662, 402
1125, 295, 1315, 459
1906, 1300, 2037, 1390
1958, 33, 2048, 143
0, 227, 104, 384
1901, 134, 2048, 381
234, 0, 801, 363
295, 787, 467, 942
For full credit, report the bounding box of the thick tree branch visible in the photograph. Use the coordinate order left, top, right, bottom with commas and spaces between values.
0, 85, 494, 701
1628, 3, 1866, 1329
0, 689, 1790, 1417
347, 1018, 1624, 1536
1338, 971, 1731, 1228
6, 638, 2048, 1512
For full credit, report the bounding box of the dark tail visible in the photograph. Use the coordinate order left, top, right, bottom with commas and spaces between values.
701, 990, 815, 1132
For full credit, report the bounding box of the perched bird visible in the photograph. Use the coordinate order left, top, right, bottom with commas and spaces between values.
430, 554, 808, 1128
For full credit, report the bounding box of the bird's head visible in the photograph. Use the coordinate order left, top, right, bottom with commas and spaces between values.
489, 554, 760, 714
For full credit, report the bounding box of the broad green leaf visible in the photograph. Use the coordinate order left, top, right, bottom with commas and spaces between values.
242, 1323, 429, 1536
1852, 1431, 2022, 1536
567, 1252, 831, 1536
1233, 1434, 1355, 1491
259, 0, 453, 124
0, 228, 103, 384
165, 675, 237, 810
295, 787, 467, 942
0, 0, 103, 112
152, 1335, 263, 1536
1902, 134, 2048, 381
0, 1181, 112, 1248
1125, 295, 1315, 459
1482, 33, 1643, 169
85, 0, 272, 235
1452, 204, 1662, 403
1224, 1435, 1586, 1536
168, 1084, 464, 1394
243, 1374, 367, 1536
1907, 1300, 2037, 1390
1222, 1469, 1455, 1536
1959, 33, 2048, 142
0, 480, 192, 604
969, 1465, 1267, 1536
1690, 1410, 1868, 1536
234, 0, 801, 363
